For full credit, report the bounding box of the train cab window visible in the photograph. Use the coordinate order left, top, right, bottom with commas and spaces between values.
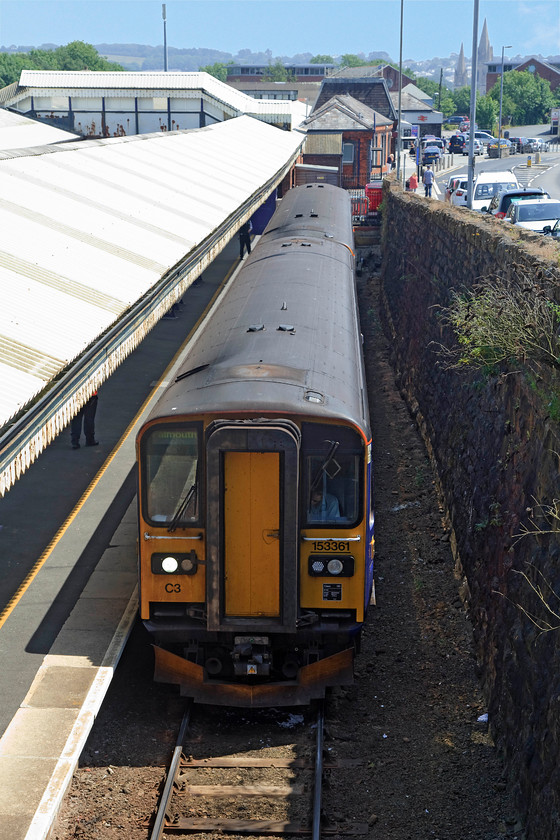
142, 426, 201, 527
302, 424, 363, 527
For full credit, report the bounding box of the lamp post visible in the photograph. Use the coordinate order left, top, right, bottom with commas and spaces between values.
162, 4, 168, 72
498, 45, 512, 158
396, 0, 404, 181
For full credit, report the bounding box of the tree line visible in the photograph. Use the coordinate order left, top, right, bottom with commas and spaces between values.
1, 42, 558, 128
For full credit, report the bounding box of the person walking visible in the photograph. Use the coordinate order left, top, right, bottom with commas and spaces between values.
71, 392, 99, 449
422, 165, 435, 198
238, 220, 252, 259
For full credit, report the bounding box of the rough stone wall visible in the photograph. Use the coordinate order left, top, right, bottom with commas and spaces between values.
379, 180, 560, 839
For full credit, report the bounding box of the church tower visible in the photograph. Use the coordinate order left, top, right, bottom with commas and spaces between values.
477, 18, 493, 94
454, 42, 469, 89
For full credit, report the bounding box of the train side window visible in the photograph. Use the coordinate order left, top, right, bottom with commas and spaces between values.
301, 424, 363, 527
142, 426, 201, 526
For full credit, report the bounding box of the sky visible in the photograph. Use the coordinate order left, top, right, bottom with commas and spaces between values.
0, 0, 559, 64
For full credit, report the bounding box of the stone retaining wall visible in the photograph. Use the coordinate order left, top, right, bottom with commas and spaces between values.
378, 178, 560, 838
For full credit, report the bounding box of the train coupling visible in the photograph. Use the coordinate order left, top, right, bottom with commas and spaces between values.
232, 635, 272, 676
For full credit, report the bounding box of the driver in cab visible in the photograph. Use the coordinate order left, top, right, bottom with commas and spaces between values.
308, 486, 341, 522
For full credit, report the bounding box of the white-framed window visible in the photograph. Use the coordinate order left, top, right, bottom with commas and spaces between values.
342, 142, 354, 163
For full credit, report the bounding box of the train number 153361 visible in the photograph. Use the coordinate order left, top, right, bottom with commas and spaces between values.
311, 541, 349, 552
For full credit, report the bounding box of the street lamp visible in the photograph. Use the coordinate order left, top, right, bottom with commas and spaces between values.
498, 45, 512, 158
162, 4, 168, 72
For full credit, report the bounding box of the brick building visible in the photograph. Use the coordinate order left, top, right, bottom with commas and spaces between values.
485, 56, 560, 93
301, 94, 393, 189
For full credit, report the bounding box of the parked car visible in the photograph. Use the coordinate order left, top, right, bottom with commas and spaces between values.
505, 198, 560, 232
487, 138, 513, 156
422, 145, 442, 165
525, 138, 549, 152
485, 188, 550, 219
447, 115, 468, 126
508, 136, 529, 153
472, 130, 496, 146
462, 138, 484, 156
444, 175, 462, 202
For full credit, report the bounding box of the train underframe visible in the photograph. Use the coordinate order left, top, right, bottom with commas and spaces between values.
146, 614, 360, 707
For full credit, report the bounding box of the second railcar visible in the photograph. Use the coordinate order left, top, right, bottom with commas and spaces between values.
136, 183, 374, 707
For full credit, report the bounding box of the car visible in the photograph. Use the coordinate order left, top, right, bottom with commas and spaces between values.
421, 136, 445, 151
451, 170, 520, 211
508, 136, 529, 153
447, 115, 468, 125
462, 138, 484, 156
444, 175, 462, 202
485, 188, 550, 219
422, 145, 442, 165
449, 178, 470, 207
504, 198, 560, 232
487, 138, 513, 156
525, 138, 549, 152
448, 134, 466, 153
543, 219, 560, 240
471, 130, 496, 146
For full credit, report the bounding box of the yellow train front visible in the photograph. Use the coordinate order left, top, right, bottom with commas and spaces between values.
136, 183, 374, 707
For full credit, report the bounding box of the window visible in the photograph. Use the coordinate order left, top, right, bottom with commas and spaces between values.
302, 424, 363, 527
342, 143, 355, 164
143, 426, 201, 525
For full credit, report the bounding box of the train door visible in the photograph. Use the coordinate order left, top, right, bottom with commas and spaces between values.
223, 450, 280, 617
206, 421, 300, 633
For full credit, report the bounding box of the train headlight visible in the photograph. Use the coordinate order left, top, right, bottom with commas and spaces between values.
327, 558, 344, 575
308, 555, 355, 577
162, 556, 179, 573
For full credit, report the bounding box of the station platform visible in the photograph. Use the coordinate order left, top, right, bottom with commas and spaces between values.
0, 239, 242, 840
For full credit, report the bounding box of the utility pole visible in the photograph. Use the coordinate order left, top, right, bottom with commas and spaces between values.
162, 4, 168, 72
438, 68, 443, 111
467, 0, 479, 210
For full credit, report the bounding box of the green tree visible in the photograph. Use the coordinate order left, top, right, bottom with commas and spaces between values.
53, 41, 123, 71
199, 62, 231, 82
488, 70, 554, 125
0, 41, 123, 86
310, 54, 334, 64
452, 86, 471, 114
475, 94, 498, 131
262, 60, 295, 82
340, 54, 368, 68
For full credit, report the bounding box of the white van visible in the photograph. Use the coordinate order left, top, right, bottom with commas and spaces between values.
471, 170, 520, 211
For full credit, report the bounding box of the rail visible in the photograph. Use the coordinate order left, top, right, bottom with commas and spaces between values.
149, 701, 366, 838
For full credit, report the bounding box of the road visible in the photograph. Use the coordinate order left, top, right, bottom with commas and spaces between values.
432, 123, 560, 202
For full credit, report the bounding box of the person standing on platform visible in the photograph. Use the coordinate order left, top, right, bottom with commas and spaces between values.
239, 220, 252, 259
71, 392, 99, 449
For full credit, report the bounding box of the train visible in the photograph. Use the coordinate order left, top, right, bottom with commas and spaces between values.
136, 183, 375, 707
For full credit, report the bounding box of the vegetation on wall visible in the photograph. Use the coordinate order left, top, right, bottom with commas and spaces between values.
434, 272, 560, 372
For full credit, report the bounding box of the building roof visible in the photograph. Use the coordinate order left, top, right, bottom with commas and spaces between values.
303, 94, 393, 132
0, 108, 80, 150
390, 90, 439, 113
0, 115, 304, 493
312, 77, 397, 121
401, 83, 432, 103
0, 70, 306, 129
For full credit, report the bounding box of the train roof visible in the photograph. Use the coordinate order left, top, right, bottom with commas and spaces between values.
147, 185, 370, 437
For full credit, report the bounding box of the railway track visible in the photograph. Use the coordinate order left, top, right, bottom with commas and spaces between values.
148, 701, 367, 840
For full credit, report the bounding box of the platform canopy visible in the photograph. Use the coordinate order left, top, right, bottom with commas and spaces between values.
0, 115, 304, 494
